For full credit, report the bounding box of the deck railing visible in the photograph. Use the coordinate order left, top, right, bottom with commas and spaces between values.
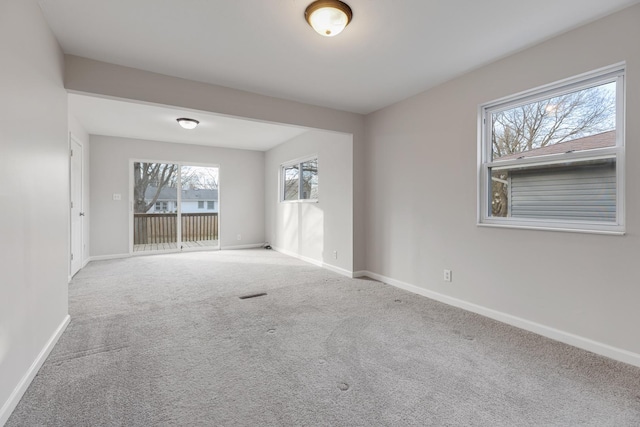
133, 212, 219, 244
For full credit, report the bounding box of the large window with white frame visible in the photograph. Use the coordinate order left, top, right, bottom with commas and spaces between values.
282, 157, 318, 202
478, 64, 625, 234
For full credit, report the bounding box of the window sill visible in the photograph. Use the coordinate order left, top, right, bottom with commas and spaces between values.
477, 221, 625, 236
281, 199, 319, 204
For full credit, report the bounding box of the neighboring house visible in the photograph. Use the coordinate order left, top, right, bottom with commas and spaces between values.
494, 131, 616, 221
144, 186, 218, 213
496, 130, 615, 161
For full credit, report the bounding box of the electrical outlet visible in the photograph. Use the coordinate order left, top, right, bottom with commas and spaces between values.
237, 234, 242, 241
333, 250, 338, 260
112, 193, 121, 201
444, 269, 452, 282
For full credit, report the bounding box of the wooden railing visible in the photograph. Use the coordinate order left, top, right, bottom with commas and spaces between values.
181, 212, 219, 242
133, 213, 219, 244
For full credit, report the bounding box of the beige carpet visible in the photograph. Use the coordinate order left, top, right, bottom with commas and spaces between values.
7, 249, 640, 426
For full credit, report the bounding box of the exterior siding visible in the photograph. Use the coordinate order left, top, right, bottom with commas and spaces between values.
510, 163, 616, 221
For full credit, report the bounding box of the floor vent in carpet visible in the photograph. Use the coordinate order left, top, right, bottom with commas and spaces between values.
239, 292, 267, 300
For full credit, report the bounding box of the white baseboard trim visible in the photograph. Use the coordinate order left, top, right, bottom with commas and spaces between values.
272, 246, 354, 278
321, 263, 354, 278
272, 246, 322, 267
0, 314, 70, 426
220, 243, 265, 250
89, 253, 130, 262
91, 245, 261, 261
361, 270, 640, 368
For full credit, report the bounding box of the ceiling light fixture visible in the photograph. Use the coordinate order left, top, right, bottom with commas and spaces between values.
305, 0, 352, 37
176, 118, 199, 130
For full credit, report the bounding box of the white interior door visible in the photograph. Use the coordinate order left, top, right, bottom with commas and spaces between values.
70, 136, 83, 276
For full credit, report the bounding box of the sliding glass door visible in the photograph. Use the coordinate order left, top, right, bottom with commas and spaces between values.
132, 161, 219, 254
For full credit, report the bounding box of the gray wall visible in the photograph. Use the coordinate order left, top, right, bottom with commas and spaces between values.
265, 130, 353, 274
364, 4, 640, 358
90, 136, 265, 256
0, 0, 69, 422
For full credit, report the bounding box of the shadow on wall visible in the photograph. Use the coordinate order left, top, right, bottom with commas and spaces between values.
281, 202, 324, 262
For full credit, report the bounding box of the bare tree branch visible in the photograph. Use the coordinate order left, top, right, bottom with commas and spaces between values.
133, 163, 177, 213
489, 83, 615, 216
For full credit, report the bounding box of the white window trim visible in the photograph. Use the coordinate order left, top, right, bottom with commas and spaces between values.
477, 63, 625, 235
280, 155, 319, 203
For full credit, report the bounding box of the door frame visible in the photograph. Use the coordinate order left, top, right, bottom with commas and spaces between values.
69, 133, 84, 278
129, 158, 221, 255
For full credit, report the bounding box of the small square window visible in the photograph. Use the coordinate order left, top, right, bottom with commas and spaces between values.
198, 201, 204, 209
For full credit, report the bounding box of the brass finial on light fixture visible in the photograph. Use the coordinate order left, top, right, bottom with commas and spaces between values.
305, 0, 353, 37
176, 118, 199, 130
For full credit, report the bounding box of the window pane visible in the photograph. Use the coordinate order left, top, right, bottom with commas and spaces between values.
490, 169, 509, 218
301, 160, 318, 200
283, 165, 299, 201
133, 162, 178, 250
489, 159, 616, 222
180, 165, 219, 245
491, 82, 616, 161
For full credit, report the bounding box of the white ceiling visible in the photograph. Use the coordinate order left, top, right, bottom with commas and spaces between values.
69, 94, 309, 151
43, 0, 639, 150
40, 0, 639, 114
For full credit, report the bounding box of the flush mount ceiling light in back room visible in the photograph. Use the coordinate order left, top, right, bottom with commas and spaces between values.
176, 118, 199, 130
